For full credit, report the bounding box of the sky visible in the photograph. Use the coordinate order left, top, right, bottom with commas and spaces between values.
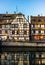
0, 0, 45, 17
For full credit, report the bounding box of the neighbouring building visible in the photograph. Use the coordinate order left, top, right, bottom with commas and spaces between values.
30, 15, 45, 42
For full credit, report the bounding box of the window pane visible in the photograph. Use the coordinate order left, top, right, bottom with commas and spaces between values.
35, 30, 39, 34
35, 25, 40, 28
0, 30, 2, 34
23, 24, 27, 28
0, 25, 2, 28
11, 25, 14, 28
42, 59, 45, 64
23, 54, 27, 61
15, 24, 18, 28
17, 18, 23, 22
41, 25, 44, 28
12, 30, 15, 34
41, 30, 44, 34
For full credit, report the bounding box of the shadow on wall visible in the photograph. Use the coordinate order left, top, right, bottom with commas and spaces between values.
0, 39, 2, 46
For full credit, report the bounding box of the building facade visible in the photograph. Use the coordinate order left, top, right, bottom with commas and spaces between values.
30, 15, 45, 42
0, 13, 29, 42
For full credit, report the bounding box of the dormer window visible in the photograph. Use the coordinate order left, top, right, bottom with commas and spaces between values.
32, 19, 36, 22
38, 19, 41, 22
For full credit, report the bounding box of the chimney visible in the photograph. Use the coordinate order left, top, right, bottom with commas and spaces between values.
14, 11, 16, 14
38, 14, 40, 16
6, 11, 8, 14
29, 16, 31, 23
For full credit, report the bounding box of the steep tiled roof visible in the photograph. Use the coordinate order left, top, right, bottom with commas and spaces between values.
0, 13, 26, 24
0, 14, 17, 24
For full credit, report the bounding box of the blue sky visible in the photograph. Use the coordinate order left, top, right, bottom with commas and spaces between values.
0, 0, 45, 17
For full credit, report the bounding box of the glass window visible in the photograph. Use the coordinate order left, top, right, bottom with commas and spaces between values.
39, 30, 41, 33
31, 25, 33, 28
23, 62, 28, 65
17, 30, 19, 34
15, 24, 18, 28
38, 25, 40, 27
24, 30, 27, 35
23, 54, 28, 61
31, 24, 35, 28
38, 19, 41, 22
36, 54, 39, 58
0, 25, 2, 28
32, 19, 36, 22
41, 30, 44, 34
35, 30, 39, 34
15, 54, 20, 61
11, 24, 15, 28
31, 30, 35, 34
17, 18, 23, 22
41, 25, 44, 28
35, 25, 40, 28
5, 25, 8, 28
12, 30, 15, 34
41, 53, 45, 58
31, 30, 33, 34
0, 30, 2, 34
5, 30, 8, 34
23, 24, 27, 28
36, 59, 41, 64
42, 59, 45, 64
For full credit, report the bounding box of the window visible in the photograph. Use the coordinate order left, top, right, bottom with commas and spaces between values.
15, 54, 20, 61
17, 30, 19, 34
31, 30, 35, 34
36, 54, 39, 58
34, 36, 40, 40
5, 25, 10, 28
32, 19, 36, 22
5, 30, 8, 34
23, 24, 27, 28
24, 30, 27, 35
31, 25, 33, 28
35, 30, 39, 34
35, 25, 40, 28
5, 25, 8, 28
0, 30, 2, 34
42, 59, 45, 64
23, 54, 28, 61
39, 30, 41, 34
38, 25, 40, 27
17, 18, 23, 22
41, 25, 44, 28
40, 36, 44, 39
0, 25, 2, 28
41, 30, 44, 34
38, 19, 41, 22
12, 30, 15, 34
15, 24, 18, 28
41, 54, 45, 58
11, 24, 15, 28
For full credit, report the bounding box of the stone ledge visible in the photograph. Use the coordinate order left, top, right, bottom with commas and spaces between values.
2, 42, 45, 47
